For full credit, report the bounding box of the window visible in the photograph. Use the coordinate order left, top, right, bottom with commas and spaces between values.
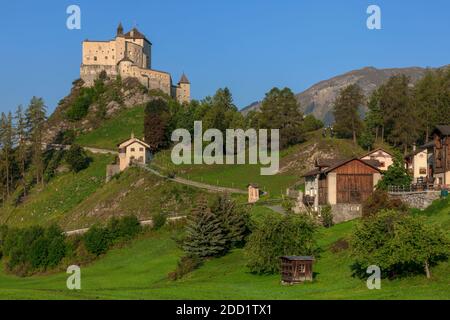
94, 56, 97, 61
130, 148, 135, 152
298, 264, 306, 273
380, 162, 385, 167
139, 147, 144, 152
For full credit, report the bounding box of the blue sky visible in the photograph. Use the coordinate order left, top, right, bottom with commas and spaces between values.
0, 0, 449, 114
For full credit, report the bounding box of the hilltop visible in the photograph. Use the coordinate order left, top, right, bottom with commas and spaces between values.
242, 65, 449, 124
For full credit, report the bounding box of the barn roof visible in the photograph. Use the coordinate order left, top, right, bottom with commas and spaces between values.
432, 125, 450, 136
322, 158, 382, 174
117, 136, 150, 149
280, 256, 315, 261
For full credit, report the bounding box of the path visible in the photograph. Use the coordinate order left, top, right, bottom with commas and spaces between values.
42, 143, 117, 155
140, 165, 247, 195
63, 216, 185, 236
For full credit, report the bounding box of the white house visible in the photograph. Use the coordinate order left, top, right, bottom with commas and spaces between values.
359, 148, 394, 171
117, 133, 152, 171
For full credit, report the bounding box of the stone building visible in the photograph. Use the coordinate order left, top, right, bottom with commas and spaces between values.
80, 23, 190, 104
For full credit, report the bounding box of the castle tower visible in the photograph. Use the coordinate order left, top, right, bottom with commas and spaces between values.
117, 22, 124, 36
177, 73, 191, 104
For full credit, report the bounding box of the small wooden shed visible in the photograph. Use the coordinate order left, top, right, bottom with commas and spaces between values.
280, 256, 314, 284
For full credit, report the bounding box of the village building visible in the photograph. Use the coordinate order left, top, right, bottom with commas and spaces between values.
429, 125, 450, 186
405, 143, 433, 183
117, 133, 152, 171
247, 184, 260, 203
280, 256, 314, 284
80, 23, 190, 104
359, 148, 394, 171
302, 158, 382, 222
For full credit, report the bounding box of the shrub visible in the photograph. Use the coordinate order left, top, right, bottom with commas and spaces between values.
376, 153, 412, 190
362, 189, 408, 218
350, 209, 450, 279
65, 144, 90, 172
245, 213, 318, 274
1, 224, 66, 273
168, 256, 203, 281
320, 205, 334, 228
152, 212, 167, 231
113, 215, 141, 240
83, 225, 110, 256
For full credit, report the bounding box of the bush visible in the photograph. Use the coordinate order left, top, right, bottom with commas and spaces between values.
152, 212, 167, 231
168, 256, 203, 281
320, 205, 334, 228
362, 189, 408, 218
245, 213, 318, 274
376, 153, 412, 190
1, 224, 66, 274
65, 144, 91, 172
108, 215, 142, 241
83, 225, 110, 256
350, 210, 450, 279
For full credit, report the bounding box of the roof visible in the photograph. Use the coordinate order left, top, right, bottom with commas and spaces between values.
323, 158, 382, 174
247, 183, 259, 188
124, 27, 152, 44
432, 125, 450, 136
179, 73, 190, 84
280, 256, 315, 261
405, 146, 428, 159
117, 137, 150, 149
302, 158, 381, 177
360, 148, 394, 159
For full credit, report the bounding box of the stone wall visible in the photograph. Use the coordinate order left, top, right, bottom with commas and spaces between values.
106, 164, 120, 182
330, 204, 362, 223
389, 191, 441, 209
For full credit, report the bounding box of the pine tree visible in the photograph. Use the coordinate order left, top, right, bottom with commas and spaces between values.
0, 112, 14, 198
333, 84, 364, 144
211, 195, 249, 248
14, 105, 28, 196
365, 89, 383, 142
259, 87, 304, 149
26, 97, 47, 186
183, 197, 228, 258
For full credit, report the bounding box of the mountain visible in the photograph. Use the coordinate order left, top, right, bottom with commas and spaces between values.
241, 65, 447, 125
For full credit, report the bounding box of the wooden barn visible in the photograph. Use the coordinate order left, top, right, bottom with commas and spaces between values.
280, 256, 314, 284
303, 158, 382, 208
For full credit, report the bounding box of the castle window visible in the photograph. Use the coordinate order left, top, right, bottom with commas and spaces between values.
105, 56, 108, 60
94, 56, 97, 61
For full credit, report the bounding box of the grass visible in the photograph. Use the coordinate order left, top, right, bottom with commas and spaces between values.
75, 105, 145, 150
0, 198, 448, 300
0, 153, 114, 228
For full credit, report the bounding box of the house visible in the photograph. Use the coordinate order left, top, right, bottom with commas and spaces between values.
430, 125, 450, 186
405, 143, 433, 183
247, 184, 260, 203
117, 133, 152, 171
359, 148, 394, 171
302, 158, 382, 222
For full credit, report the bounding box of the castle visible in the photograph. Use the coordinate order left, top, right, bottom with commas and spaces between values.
80, 23, 190, 103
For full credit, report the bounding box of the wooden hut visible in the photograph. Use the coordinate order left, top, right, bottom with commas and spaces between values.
280, 256, 314, 284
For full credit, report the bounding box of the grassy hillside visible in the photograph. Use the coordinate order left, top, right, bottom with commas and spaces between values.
75, 105, 145, 150
151, 130, 366, 198
0, 198, 448, 299
0, 153, 114, 228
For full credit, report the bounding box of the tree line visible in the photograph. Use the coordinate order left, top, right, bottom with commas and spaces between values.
333, 68, 450, 152
0, 97, 47, 204
144, 87, 323, 153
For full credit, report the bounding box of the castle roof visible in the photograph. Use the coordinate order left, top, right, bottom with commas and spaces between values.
179, 73, 190, 84
124, 27, 152, 44
117, 56, 134, 65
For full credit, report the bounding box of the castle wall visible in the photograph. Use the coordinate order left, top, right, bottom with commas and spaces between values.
80, 64, 118, 86
82, 41, 116, 66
